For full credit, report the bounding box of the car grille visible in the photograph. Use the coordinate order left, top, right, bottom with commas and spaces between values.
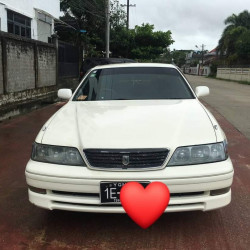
83, 149, 169, 169
51, 191, 204, 198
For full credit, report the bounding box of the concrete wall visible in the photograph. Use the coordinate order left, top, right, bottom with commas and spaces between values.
183, 66, 199, 75
0, 31, 58, 120
0, 39, 3, 94
201, 66, 211, 76
217, 68, 250, 82
37, 45, 56, 87
6, 39, 35, 92
0, 4, 7, 32
183, 65, 211, 76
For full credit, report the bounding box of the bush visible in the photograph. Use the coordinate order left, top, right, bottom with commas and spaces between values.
209, 62, 218, 77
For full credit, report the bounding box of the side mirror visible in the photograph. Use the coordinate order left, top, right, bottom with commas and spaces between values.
195, 86, 210, 98
58, 89, 72, 100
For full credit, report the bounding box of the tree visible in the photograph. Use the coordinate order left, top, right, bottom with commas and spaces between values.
235, 29, 250, 64
109, 23, 174, 60
59, 0, 125, 57
58, 1, 174, 60
218, 10, 250, 65
160, 48, 173, 64
171, 50, 186, 67
130, 24, 174, 60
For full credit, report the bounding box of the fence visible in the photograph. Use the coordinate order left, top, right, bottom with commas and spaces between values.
58, 41, 79, 78
183, 65, 211, 76
217, 68, 250, 82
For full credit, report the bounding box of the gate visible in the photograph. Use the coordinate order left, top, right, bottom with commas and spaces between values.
58, 41, 79, 78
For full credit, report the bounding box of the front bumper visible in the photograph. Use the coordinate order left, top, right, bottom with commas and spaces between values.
25, 158, 234, 213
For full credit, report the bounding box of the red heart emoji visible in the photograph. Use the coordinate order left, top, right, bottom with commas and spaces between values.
120, 182, 170, 229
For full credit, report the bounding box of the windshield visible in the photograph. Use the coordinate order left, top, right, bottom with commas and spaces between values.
73, 67, 194, 101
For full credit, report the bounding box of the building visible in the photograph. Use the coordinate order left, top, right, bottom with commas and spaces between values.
203, 48, 218, 65
0, 0, 60, 43
185, 51, 205, 66
183, 50, 212, 76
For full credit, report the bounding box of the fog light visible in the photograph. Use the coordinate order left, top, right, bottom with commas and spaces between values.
29, 186, 47, 194
210, 187, 230, 196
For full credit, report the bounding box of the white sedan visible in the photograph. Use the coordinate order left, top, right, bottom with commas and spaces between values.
25, 63, 234, 213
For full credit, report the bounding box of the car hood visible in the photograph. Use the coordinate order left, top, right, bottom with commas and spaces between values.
41, 100, 216, 150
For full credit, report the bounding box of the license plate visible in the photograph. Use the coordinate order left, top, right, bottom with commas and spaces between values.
100, 182, 149, 203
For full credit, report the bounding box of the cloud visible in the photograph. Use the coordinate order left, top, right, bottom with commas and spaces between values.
120, 0, 249, 50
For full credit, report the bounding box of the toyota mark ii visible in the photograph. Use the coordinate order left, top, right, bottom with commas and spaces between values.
25, 63, 234, 213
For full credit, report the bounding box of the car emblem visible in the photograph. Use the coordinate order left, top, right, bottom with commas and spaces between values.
122, 155, 130, 166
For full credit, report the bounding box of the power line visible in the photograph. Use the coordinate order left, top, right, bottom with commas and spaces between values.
121, 0, 136, 29
195, 44, 206, 66
62, 0, 105, 20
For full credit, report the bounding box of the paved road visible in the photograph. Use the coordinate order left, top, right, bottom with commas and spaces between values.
0, 102, 250, 249
186, 75, 250, 140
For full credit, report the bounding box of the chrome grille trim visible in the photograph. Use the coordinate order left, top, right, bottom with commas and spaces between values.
83, 148, 170, 170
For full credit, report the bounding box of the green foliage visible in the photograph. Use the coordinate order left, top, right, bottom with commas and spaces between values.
235, 29, 250, 63
171, 50, 186, 67
153, 49, 190, 66
110, 0, 127, 28
161, 49, 173, 63
59, 1, 174, 60
131, 24, 173, 60
190, 60, 199, 67
111, 23, 173, 59
209, 61, 219, 77
59, 0, 107, 54
218, 10, 250, 65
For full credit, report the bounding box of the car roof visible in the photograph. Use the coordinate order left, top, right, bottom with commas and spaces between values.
92, 63, 177, 70
84, 58, 136, 63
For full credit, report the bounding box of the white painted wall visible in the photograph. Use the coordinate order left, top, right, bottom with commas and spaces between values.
0, 0, 60, 40
217, 68, 250, 82
0, 0, 60, 18
0, 3, 7, 31
184, 66, 211, 76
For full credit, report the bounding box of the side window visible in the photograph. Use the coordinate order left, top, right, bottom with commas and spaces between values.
75, 79, 90, 101
74, 72, 99, 101
82, 80, 89, 96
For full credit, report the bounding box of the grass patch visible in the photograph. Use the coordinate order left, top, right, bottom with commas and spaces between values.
206, 75, 250, 85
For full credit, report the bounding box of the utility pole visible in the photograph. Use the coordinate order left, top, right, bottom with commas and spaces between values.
201, 44, 205, 66
105, 0, 110, 58
196, 44, 205, 65
121, 1, 136, 29
195, 44, 205, 75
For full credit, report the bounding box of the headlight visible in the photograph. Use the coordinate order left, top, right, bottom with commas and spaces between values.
31, 143, 85, 166
168, 141, 228, 166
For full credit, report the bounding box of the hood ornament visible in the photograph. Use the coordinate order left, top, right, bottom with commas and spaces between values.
122, 155, 130, 166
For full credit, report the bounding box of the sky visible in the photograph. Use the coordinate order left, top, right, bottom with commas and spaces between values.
119, 0, 250, 52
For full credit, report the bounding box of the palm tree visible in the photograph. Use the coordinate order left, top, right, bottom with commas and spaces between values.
217, 10, 250, 65
229, 11, 250, 28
